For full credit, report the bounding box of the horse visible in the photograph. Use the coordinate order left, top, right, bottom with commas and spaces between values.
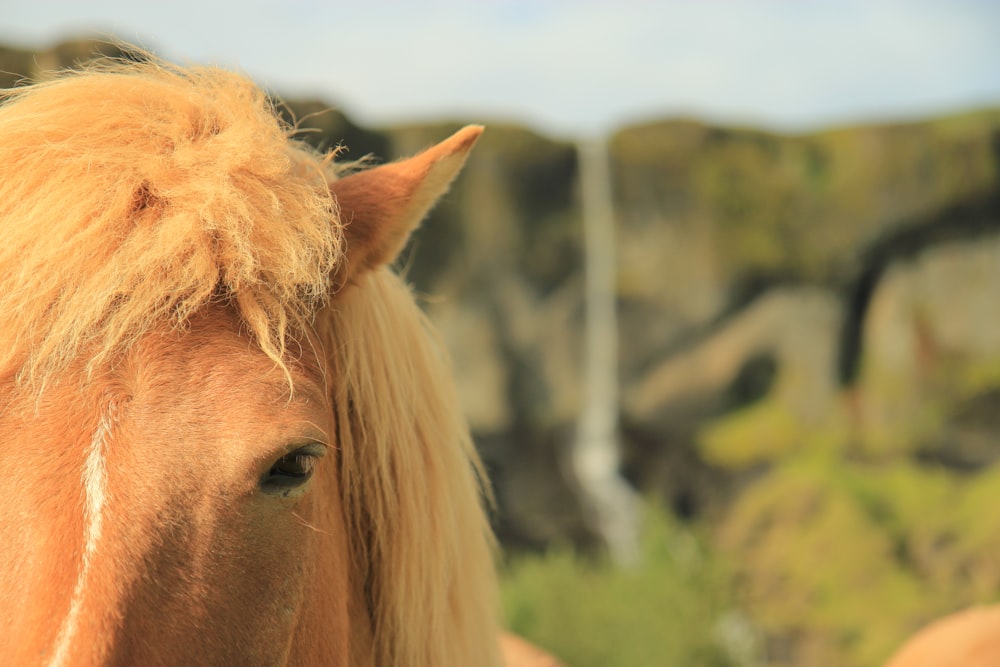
882, 605, 1000, 667
0, 56, 560, 666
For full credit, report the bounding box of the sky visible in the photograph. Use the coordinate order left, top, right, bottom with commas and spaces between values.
3, 1, 999, 138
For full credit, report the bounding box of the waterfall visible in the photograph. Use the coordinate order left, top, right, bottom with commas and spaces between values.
571, 139, 639, 565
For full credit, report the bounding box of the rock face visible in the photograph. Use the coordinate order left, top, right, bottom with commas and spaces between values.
608, 115, 1000, 502
609, 115, 1000, 373
384, 115, 1000, 551
856, 230, 1000, 461
625, 287, 843, 467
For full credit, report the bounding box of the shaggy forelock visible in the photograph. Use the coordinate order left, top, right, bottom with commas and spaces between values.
0, 56, 343, 389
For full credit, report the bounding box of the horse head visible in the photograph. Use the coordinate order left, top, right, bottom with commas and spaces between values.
0, 59, 501, 666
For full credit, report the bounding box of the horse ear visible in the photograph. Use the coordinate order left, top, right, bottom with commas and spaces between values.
330, 125, 482, 288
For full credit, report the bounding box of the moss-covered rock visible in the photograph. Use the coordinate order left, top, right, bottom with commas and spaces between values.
718, 457, 1000, 667
611, 113, 1000, 382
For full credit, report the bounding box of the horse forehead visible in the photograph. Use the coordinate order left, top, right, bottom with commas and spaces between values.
130, 314, 327, 406
107, 316, 333, 461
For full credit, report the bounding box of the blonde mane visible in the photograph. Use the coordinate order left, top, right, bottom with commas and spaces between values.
321, 270, 500, 666
0, 58, 340, 388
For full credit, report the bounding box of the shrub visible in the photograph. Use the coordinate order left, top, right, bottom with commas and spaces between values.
501, 504, 747, 667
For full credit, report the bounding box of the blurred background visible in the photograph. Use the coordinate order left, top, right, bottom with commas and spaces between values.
4, 2, 1000, 665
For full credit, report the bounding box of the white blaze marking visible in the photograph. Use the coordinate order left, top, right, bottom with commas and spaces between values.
48, 407, 112, 667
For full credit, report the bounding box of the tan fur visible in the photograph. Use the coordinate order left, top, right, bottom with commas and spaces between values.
500, 633, 566, 667
0, 54, 504, 666
330, 125, 482, 288
883, 605, 1000, 667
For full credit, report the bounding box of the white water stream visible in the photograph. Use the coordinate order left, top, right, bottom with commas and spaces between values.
571, 140, 639, 565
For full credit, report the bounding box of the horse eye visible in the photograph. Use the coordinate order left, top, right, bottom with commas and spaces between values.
260, 447, 321, 494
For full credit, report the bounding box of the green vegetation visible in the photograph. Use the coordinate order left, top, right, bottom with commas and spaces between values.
695, 341, 1000, 666
698, 399, 849, 468
501, 505, 746, 667
717, 456, 1000, 667
500, 458, 1000, 667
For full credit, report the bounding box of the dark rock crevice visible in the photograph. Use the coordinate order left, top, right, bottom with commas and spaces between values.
838, 190, 1000, 386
